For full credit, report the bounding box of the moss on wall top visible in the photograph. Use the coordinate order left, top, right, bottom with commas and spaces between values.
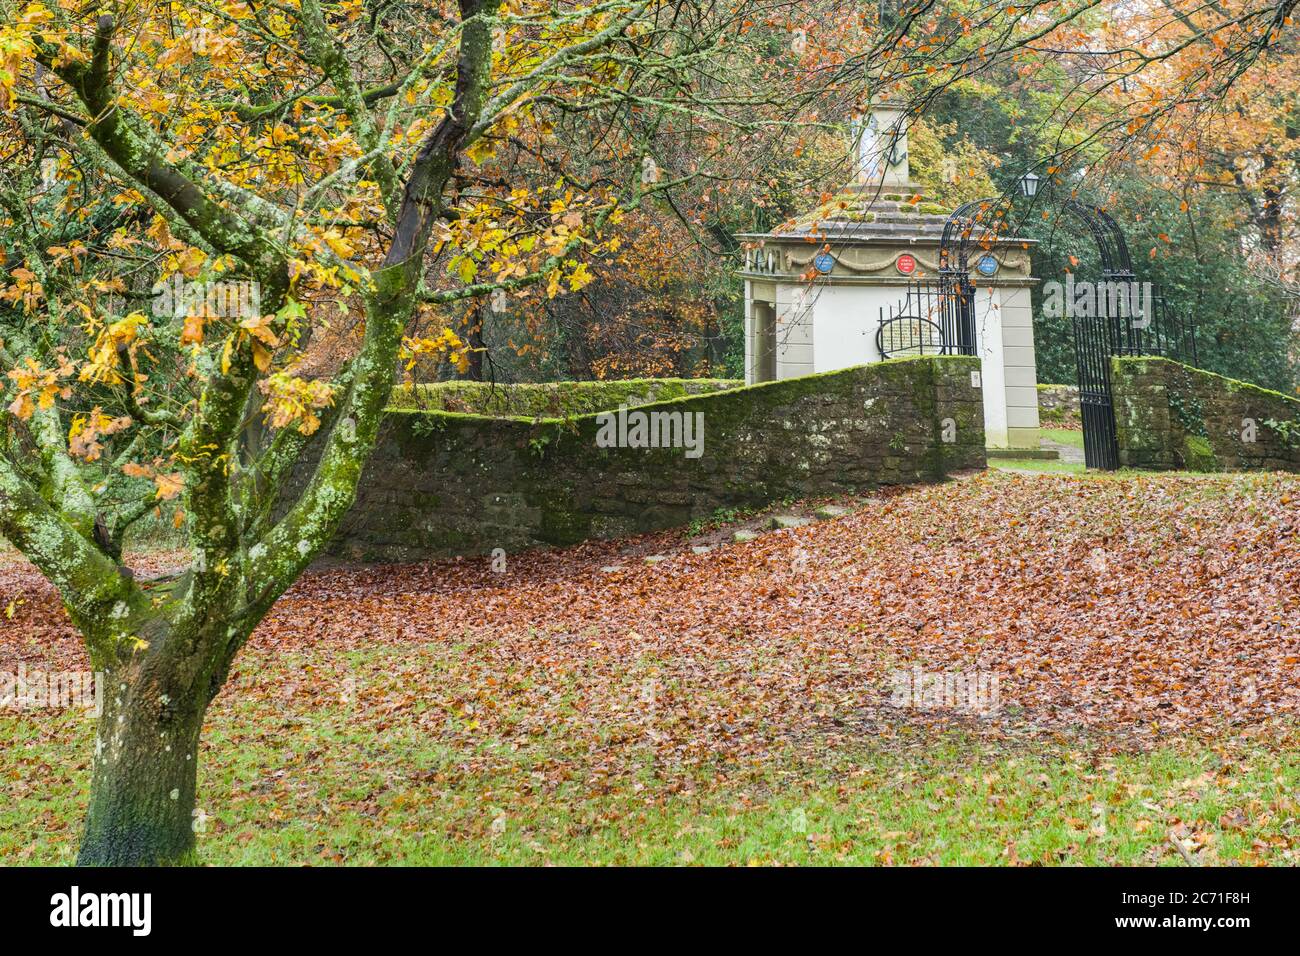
384, 357, 978, 432
389, 378, 741, 419
1114, 356, 1300, 408
1111, 355, 1300, 472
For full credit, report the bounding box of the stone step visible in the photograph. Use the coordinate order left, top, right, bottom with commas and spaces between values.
769, 515, 811, 530
814, 505, 851, 521
869, 211, 946, 223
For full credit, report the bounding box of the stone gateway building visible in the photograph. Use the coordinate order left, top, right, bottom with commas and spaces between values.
737, 102, 1043, 452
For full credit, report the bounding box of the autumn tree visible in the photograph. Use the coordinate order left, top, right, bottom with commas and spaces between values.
3, 0, 818, 865
2, 0, 1295, 867
0, 0, 929, 866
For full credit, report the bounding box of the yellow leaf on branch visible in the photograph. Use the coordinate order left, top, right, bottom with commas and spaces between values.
153, 472, 184, 501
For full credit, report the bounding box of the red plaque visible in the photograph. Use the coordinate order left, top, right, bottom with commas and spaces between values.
896, 254, 917, 275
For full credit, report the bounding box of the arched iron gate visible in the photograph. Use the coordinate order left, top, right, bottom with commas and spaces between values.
875, 197, 992, 360
1059, 200, 1198, 469
926, 192, 1198, 470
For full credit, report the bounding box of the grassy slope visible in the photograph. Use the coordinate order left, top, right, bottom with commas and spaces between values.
5, 469, 1299, 866
5, 661, 1295, 865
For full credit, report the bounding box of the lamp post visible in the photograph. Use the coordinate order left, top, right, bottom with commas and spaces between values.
1019, 172, 1040, 198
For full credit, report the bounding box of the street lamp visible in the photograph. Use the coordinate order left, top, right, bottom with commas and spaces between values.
1019, 172, 1041, 198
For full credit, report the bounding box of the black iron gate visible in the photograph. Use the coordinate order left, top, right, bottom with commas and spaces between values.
877, 276, 976, 358
930, 191, 1199, 470
1072, 311, 1122, 469
1060, 200, 1198, 469
1070, 287, 1199, 468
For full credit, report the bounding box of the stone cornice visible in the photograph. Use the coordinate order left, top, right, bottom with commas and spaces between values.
753, 245, 1033, 279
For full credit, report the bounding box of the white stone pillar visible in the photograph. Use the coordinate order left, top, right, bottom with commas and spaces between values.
997, 285, 1042, 449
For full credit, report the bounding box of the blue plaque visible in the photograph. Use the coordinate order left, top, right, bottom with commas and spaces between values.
976, 255, 999, 277
813, 252, 835, 274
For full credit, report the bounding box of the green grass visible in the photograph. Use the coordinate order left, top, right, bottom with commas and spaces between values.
989, 457, 1088, 475
1040, 427, 1085, 449
4, 642, 1295, 865
987, 459, 1216, 479
986, 428, 1087, 474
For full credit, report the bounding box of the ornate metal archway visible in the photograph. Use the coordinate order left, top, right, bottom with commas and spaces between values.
937, 190, 1198, 470
939, 196, 1015, 275
1062, 198, 1132, 278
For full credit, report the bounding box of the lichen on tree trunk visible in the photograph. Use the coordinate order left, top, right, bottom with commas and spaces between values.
78, 664, 208, 866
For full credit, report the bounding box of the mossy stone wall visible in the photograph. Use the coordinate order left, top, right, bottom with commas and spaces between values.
1037, 383, 1080, 426
291, 356, 986, 563
1112, 356, 1300, 472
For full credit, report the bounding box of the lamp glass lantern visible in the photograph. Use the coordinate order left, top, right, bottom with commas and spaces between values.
1019, 172, 1041, 198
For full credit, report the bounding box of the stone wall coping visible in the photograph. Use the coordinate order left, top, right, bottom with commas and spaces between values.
388, 355, 981, 425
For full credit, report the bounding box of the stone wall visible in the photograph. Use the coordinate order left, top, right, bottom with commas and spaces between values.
1037, 383, 1080, 426
289, 355, 986, 563
1112, 356, 1300, 472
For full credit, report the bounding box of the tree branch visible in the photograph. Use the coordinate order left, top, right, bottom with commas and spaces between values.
247, 0, 505, 619
0, 451, 143, 662
43, 15, 289, 296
